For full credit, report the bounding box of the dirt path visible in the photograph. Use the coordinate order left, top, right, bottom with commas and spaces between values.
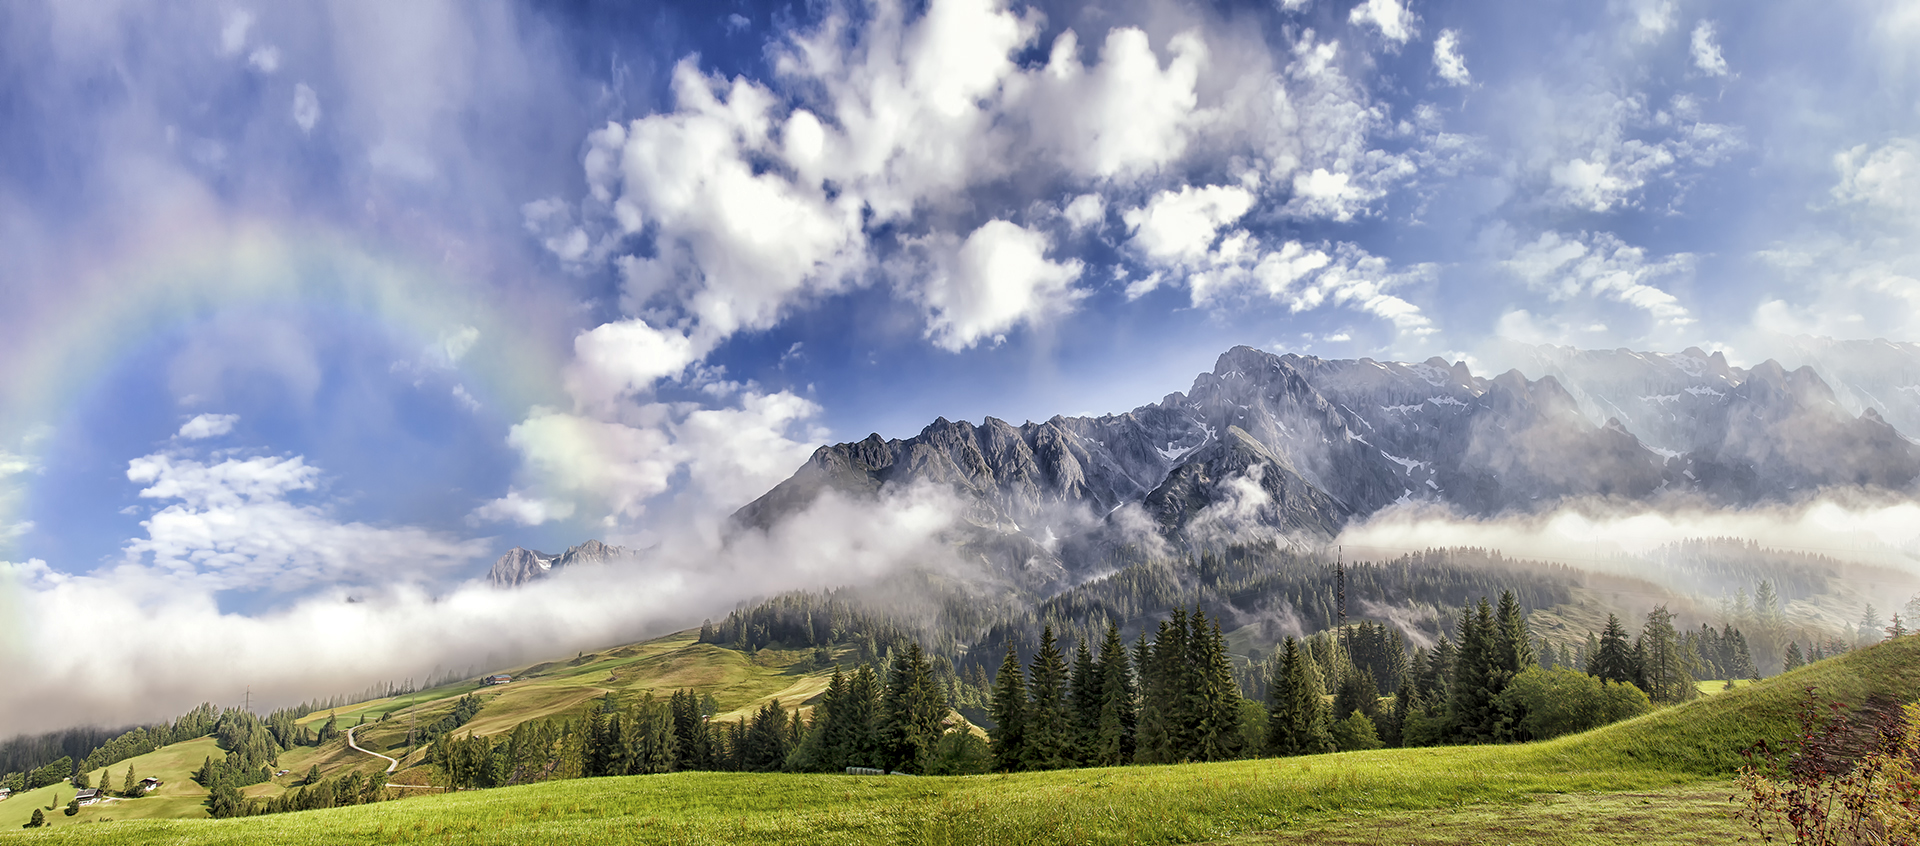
343, 725, 438, 790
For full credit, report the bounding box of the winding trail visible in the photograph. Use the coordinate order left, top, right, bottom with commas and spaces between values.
343, 725, 439, 790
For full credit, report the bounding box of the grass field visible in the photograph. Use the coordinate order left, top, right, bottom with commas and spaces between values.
7, 632, 1911, 844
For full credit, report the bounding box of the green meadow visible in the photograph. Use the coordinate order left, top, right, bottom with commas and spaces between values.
6, 633, 1913, 845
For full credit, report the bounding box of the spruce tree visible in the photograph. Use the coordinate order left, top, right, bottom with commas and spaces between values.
1193, 615, 1243, 761
1264, 637, 1330, 756
1783, 641, 1805, 672
1591, 614, 1637, 685
879, 643, 946, 773
1091, 622, 1136, 766
1638, 606, 1691, 703
1493, 591, 1533, 674
987, 641, 1027, 772
1448, 599, 1498, 742
1134, 616, 1179, 764
1022, 626, 1072, 770
844, 665, 882, 769
1068, 638, 1101, 765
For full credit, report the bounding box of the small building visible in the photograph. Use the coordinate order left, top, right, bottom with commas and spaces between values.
75, 788, 102, 806
137, 777, 161, 793
0, 786, 12, 799
484, 674, 512, 685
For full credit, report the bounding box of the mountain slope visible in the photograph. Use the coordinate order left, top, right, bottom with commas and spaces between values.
733, 344, 1920, 570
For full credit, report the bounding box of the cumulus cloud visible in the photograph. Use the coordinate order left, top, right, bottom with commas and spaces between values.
1833, 139, 1920, 219
1690, 21, 1728, 76
502, 387, 822, 528
120, 451, 488, 592
468, 488, 575, 527
561, 319, 700, 410
905, 219, 1086, 352
1433, 29, 1471, 86
175, 413, 238, 440
1124, 184, 1255, 265
1349, 0, 1417, 44
1503, 230, 1694, 327
291, 82, 321, 132
1013, 27, 1208, 180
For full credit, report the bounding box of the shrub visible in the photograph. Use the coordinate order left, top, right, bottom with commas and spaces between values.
1494, 667, 1651, 741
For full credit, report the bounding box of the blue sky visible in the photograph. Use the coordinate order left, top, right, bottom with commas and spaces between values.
3, 0, 1920, 728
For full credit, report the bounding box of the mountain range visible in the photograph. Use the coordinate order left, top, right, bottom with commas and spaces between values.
724, 342, 1920, 580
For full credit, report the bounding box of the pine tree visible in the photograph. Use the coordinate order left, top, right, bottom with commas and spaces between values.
1591, 614, 1637, 685
987, 641, 1027, 772
1493, 591, 1533, 674
1448, 599, 1498, 742
27, 808, 45, 828
844, 665, 882, 769
1091, 622, 1136, 766
1639, 606, 1692, 703
1193, 615, 1243, 761
1022, 626, 1072, 770
1888, 614, 1909, 640
1265, 637, 1330, 756
1133, 615, 1183, 764
123, 765, 137, 797
878, 643, 947, 773
1067, 638, 1100, 765
1783, 641, 1805, 671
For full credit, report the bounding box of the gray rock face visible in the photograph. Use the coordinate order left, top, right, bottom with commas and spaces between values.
486, 540, 629, 587
733, 344, 1920, 574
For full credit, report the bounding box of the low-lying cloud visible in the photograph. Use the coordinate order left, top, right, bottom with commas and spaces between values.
0, 482, 970, 736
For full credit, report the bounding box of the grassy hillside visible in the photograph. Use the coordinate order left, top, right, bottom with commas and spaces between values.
0, 735, 222, 832
10, 632, 1914, 845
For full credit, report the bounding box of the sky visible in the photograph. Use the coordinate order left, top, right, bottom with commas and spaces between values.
4, 0, 1920, 730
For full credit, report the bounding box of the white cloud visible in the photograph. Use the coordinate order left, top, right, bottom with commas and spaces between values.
1504, 231, 1694, 326
247, 45, 280, 74
561, 318, 700, 409
1615, 0, 1675, 40
1013, 27, 1208, 180
503, 387, 823, 526
175, 413, 238, 440
468, 489, 575, 527
1690, 21, 1728, 76
219, 9, 252, 56
1349, 0, 1416, 44
120, 452, 486, 592
906, 219, 1086, 351
292, 83, 321, 133
1433, 29, 1470, 86
1123, 184, 1255, 264
1833, 139, 1920, 219
1063, 193, 1106, 231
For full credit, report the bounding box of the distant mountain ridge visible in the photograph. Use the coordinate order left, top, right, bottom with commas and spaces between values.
732, 343, 1920, 578
487, 539, 628, 587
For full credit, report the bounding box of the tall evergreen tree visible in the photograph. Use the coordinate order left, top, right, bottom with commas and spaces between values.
1133, 613, 1188, 764
1022, 626, 1073, 770
1192, 614, 1243, 761
1068, 638, 1101, 765
1638, 606, 1693, 703
1265, 637, 1331, 756
1090, 622, 1136, 766
1449, 599, 1499, 742
1591, 614, 1637, 686
1493, 591, 1533, 674
879, 643, 946, 773
1783, 640, 1805, 672
987, 642, 1026, 772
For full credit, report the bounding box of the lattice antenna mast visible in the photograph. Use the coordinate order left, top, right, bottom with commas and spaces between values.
244, 685, 252, 715
1336, 546, 1348, 658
